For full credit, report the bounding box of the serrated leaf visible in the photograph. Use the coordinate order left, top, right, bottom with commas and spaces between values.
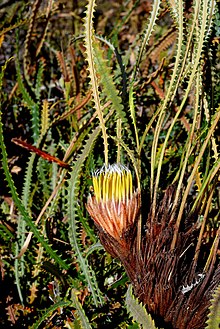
29, 282, 38, 304
83, 0, 108, 164
35, 58, 45, 101
67, 125, 103, 306
126, 285, 157, 329
15, 57, 40, 143
205, 284, 220, 329
71, 289, 92, 329
40, 99, 50, 136
93, 39, 125, 122
0, 106, 68, 270
30, 300, 72, 329
133, 0, 161, 78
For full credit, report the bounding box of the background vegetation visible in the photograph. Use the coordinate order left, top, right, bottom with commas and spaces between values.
0, 0, 219, 328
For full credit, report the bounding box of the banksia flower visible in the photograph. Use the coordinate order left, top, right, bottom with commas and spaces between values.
86, 163, 140, 243
87, 166, 220, 329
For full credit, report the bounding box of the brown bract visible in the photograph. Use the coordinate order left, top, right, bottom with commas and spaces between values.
87, 184, 220, 329
86, 189, 141, 251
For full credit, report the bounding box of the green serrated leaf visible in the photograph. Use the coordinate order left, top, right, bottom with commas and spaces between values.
133, 0, 161, 79
126, 285, 157, 329
67, 125, 103, 307
71, 289, 92, 329
29, 300, 72, 329
205, 284, 220, 329
83, 0, 108, 165
0, 113, 68, 272
15, 57, 40, 143
93, 39, 125, 122
35, 58, 45, 101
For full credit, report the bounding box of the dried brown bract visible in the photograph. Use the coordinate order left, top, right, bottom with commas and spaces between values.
87, 172, 220, 329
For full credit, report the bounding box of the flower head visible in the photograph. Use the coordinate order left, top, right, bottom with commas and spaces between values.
87, 163, 140, 241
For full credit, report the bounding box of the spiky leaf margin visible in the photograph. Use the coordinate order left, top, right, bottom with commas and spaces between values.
205, 284, 220, 329
152, 0, 216, 213
93, 39, 126, 122
35, 58, 45, 101
0, 60, 68, 271
133, 0, 162, 79
15, 57, 40, 143
71, 289, 92, 329
67, 125, 103, 307
30, 301, 72, 329
126, 285, 157, 329
83, 0, 108, 165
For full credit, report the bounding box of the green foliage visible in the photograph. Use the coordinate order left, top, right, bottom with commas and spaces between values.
35, 59, 45, 101
71, 289, 92, 329
133, 0, 162, 79
67, 126, 104, 307
0, 0, 219, 328
83, 0, 109, 165
30, 300, 72, 329
93, 39, 126, 122
0, 109, 69, 270
15, 56, 40, 143
126, 285, 158, 329
205, 284, 220, 329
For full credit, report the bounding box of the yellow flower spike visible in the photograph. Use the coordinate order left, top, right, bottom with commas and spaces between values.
103, 173, 107, 202
111, 171, 116, 200
93, 176, 100, 202
128, 171, 133, 200
107, 174, 111, 201
107, 173, 112, 200
121, 172, 126, 203
96, 175, 100, 201
124, 169, 128, 199
120, 173, 123, 200
92, 163, 134, 204
113, 172, 117, 201
100, 173, 104, 200
117, 172, 121, 203
87, 163, 140, 241
124, 171, 129, 201
109, 173, 114, 200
